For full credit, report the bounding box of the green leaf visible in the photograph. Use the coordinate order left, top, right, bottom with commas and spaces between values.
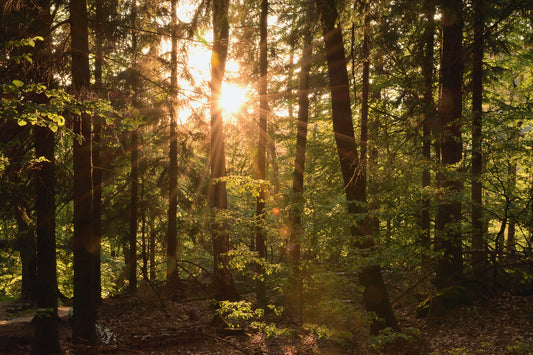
12, 80, 24, 88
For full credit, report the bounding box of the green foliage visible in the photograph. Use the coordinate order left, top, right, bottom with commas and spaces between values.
250, 321, 295, 338
0, 249, 21, 297
368, 327, 420, 351
216, 300, 264, 328
506, 340, 533, 354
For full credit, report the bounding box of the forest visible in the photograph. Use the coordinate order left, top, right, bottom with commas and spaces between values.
0, 0, 532, 353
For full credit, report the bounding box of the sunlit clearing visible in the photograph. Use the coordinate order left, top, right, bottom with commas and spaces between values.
219, 83, 247, 115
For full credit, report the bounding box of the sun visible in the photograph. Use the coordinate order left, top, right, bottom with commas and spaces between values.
219, 83, 247, 115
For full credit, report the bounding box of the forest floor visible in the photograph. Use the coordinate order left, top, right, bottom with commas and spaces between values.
1, 287, 532, 354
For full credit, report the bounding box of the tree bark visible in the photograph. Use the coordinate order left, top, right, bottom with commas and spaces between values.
315, 0, 398, 334
129, 129, 138, 293
420, 0, 435, 252
92, 0, 104, 304
167, 0, 179, 285
150, 220, 156, 281
435, 0, 464, 289
210, 0, 238, 301
255, 0, 269, 308
288, 0, 313, 323
71, 0, 97, 344
33, 125, 61, 354
471, 0, 485, 278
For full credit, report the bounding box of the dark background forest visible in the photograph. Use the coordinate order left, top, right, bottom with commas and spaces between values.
1, 0, 532, 353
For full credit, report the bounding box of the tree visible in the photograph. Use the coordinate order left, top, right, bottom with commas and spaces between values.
71, 0, 97, 344
315, 0, 398, 334
128, 0, 140, 295
471, 0, 485, 279
255, 0, 269, 308
435, 0, 464, 289
288, 0, 314, 323
30, 0, 61, 351
167, 0, 179, 285
92, 0, 104, 304
420, 0, 435, 252
129, 128, 139, 293
209, 0, 238, 301
33, 125, 61, 354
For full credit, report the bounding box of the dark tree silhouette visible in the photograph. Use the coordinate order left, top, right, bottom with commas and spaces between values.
255, 0, 269, 308
209, 0, 238, 301
71, 0, 97, 344
435, 0, 464, 289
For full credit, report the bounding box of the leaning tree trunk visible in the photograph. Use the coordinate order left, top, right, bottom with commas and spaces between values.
255, 0, 269, 308
71, 0, 97, 344
315, 0, 398, 334
435, 0, 464, 289
471, 0, 486, 279
210, 0, 238, 301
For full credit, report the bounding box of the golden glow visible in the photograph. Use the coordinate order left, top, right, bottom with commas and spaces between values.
219, 83, 247, 115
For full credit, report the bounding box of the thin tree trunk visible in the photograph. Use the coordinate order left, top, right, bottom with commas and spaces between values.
360, 4, 369, 201
471, 0, 485, 278
149, 220, 156, 281
129, 129, 138, 293
141, 156, 148, 279
93, 0, 104, 305
167, 0, 179, 285
435, 0, 464, 289
315, 0, 398, 335
288, 0, 313, 323
210, 0, 237, 301
420, 0, 435, 252
507, 160, 517, 254
255, 0, 269, 308
71, 0, 96, 343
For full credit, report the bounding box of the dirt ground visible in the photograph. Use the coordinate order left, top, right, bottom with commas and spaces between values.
1, 290, 532, 354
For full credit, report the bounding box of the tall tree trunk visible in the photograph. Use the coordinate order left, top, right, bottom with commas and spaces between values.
141, 161, 148, 279
360, 3, 369, 201
127, 0, 140, 294
507, 159, 517, 254
33, 125, 61, 354
71, 0, 96, 344
129, 129, 138, 293
435, 0, 464, 289
255, 0, 268, 308
471, 0, 485, 278
420, 0, 435, 252
92, 0, 104, 305
288, 0, 313, 323
30, 4, 60, 349
315, 0, 398, 334
150, 220, 156, 281
210, 0, 237, 301
167, 0, 179, 285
